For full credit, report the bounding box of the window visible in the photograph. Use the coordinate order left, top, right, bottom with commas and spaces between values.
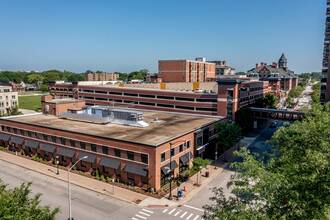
20, 130, 24, 136
81, 161, 86, 168
103, 166, 109, 173
35, 133, 40, 139
197, 136, 203, 147
102, 146, 108, 155
161, 152, 165, 162
27, 131, 31, 137
127, 172, 134, 180
80, 142, 86, 150
171, 148, 175, 157
142, 175, 148, 184
91, 144, 96, 152
61, 138, 66, 145
179, 144, 183, 153
52, 136, 56, 143
43, 134, 48, 141
13, 128, 17, 134
61, 155, 66, 162
114, 149, 121, 157
127, 151, 134, 161
1, 125, 4, 131
7, 127, 11, 133
187, 140, 191, 149
141, 154, 148, 164
70, 140, 75, 147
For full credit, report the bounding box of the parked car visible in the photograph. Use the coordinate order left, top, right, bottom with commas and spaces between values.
195, 89, 204, 93
270, 122, 277, 128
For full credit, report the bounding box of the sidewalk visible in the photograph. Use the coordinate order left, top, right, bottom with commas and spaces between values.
0, 150, 149, 205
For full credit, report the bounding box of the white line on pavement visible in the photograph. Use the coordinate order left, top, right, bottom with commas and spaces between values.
174, 211, 181, 216
180, 211, 187, 218
135, 214, 147, 220
162, 209, 168, 213
168, 208, 176, 215
132, 218, 139, 220
184, 205, 204, 212
186, 213, 194, 220
193, 215, 200, 220
139, 211, 150, 217
142, 209, 153, 214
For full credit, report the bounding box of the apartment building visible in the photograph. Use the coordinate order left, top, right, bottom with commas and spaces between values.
84, 73, 119, 81
207, 60, 236, 76
321, 1, 330, 103
158, 58, 215, 83
0, 102, 222, 191
0, 86, 18, 115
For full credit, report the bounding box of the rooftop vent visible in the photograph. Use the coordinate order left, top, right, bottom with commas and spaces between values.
150, 116, 163, 123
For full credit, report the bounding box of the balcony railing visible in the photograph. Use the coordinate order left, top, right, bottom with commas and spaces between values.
321, 78, 328, 83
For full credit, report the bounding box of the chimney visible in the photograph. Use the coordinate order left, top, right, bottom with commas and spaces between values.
264, 63, 267, 66
261, 62, 264, 67
274, 63, 278, 68
256, 63, 259, 68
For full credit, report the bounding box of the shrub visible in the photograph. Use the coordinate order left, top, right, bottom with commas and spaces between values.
95, 176, 99, 180
22, 150, 26, 156
100, 175, 105, 181
95, 169, 99, 178
106, 177, 111, 182
73, 166, 76, 170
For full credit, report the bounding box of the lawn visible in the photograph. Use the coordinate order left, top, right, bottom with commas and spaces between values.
18, 95, 42, 111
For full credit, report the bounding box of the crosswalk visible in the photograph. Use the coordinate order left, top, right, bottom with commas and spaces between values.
162, 208, 201, 220
132, 209, 154, 220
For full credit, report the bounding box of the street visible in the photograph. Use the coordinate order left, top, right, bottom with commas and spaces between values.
294, 84, 313, 110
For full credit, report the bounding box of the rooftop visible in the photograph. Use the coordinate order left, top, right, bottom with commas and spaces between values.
4, 109, 223, 147
45, 98, 85, 104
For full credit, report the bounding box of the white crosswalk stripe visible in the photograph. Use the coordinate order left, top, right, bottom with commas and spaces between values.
139, 211, 150, 217
193, 215, 200, 220
131, 218, 139, 220
180, 211, 187, 218
186, 213, 194, 220
163, 209, 168, 213
132, 208, 154, 220
174, 210, 181, 216
168, 208, 176, 214
135, 214, 147, 219
142, 209, 154, 214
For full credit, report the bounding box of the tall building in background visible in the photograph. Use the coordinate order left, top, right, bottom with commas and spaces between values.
84, 73, 119, 81
158, 58, 215, 83
321, 1, 330, 104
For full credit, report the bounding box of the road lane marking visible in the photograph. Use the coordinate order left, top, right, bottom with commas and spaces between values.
186, 213, 194, 220
168, 208, 176, 214
139, 211, 150, 216
184, 205, 204, 212
174, 210, 181, 216
163, 209, 168, 213
180, 211, 187, 218
193, 215, 199, 220
135, 214, 147, 219
132, 218, 139, 220
142, 209, 153, 214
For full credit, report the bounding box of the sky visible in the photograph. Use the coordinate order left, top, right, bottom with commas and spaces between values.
0, 0, 326, 74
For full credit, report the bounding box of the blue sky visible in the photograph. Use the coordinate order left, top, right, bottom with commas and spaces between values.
0, 0, 326, 74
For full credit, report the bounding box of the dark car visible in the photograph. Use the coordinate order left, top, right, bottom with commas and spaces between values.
270, 122, 277, 128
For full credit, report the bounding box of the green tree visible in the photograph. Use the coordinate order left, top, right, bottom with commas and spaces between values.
95, 70, 103, 73
216, 122, 242, 154
85, 70, 93, 74
253, 94, 277, 109
27, 74, 44, 86
203, 103, 330, 219
289, 86, 304, 98
39, 84, 49, 92
235, 106, 253, 134
0, 180, 59, 219
235, 72, 245, 75
286, 96, 292, 103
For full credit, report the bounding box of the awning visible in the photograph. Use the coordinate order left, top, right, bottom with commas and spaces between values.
161, 160, 178, 175
124, 163, 148, 177
58, 148, 75, 158
197, 143, 208, 154
11, 137, 24, 145
179, 152, 194, 164
77, 152, 96, 163
0, 134, 10, 141
41, 144, 56, 153
99, 157, 121, 170
25, 140, 39, 149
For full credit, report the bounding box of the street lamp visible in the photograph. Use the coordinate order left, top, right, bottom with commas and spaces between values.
214, 151, 218, 170
56, 155, 59, 175
68, 156, 88, 220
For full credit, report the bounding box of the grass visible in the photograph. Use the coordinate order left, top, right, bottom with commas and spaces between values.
23, 91, 49, 95
18, 95, 42, 111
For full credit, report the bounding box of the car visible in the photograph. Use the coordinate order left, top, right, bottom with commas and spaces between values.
270, 122, 277, 128
195, 89, 204, 93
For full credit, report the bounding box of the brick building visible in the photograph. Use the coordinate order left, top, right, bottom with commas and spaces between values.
84, 73, 119, 81
0, 104, 222, 191
158, 58, 215, 83
207, 60, 236, 76
49, 79, 271, 122
321, 2, 330, 103
247, 54, 298, 100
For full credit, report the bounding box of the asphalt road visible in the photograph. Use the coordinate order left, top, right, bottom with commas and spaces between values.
295, 85, 312, 110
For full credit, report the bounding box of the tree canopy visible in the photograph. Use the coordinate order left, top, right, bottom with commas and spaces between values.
289, 86, 304, 98
0, 180, 59, 219
253, 94, 277, 109
203, 103, 330, 219
216, 122, 242, 154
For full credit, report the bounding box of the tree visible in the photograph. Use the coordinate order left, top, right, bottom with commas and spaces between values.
253, 94, 277, 109
235, 106, 253, 134
203, 103, 330, 219
0, 180, 59, 219
85, 70, 93, 74
27, 74, 44, 86
289, 86, 304, 98
95, 70, 103, 73
235, 72, 245, 75
216, 122, 242, 154
286, 96, 292, 103
39, 84, 49, 92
